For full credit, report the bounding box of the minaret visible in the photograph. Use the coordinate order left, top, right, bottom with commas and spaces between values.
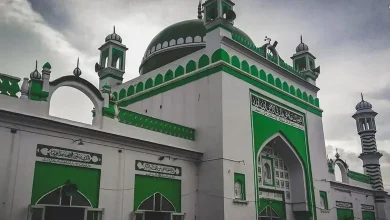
291, 35, 320, 85
95, 26, 128, 90
352, 94, 387, 219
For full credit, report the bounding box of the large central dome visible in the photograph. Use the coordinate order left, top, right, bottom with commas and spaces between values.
139, 19, 254, 75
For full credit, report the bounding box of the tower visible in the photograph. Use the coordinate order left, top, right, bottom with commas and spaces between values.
95, 26, 128, 90
352, 94, 387, 219
291, 36, 320, 85
202, 0, 236, 31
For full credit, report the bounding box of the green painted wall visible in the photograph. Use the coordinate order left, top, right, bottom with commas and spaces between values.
134, 175, 181, 212
337, 208, 354, 220
362, 211, 375, 220
251, 92, 315, 218
31, 162, 101, 207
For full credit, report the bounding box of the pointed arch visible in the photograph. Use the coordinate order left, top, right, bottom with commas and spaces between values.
175, 65, 185, 78
257, 132, 308, 212
136, 192, 176, 212
259, 69, 267, 81
36, 184, 92, 207
145, 78, 154, 90
186, 60, 196, 73
231, 56, 240, 68
241, 60, 250, 73
250, 65, 258, 77
127, 85, 135, 96
119, 88, 126, 99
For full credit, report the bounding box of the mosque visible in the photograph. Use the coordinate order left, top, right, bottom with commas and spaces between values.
0, 0, 389, 219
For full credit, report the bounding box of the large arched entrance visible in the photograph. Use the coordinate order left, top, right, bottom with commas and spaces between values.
133, 193, 184, 220
257, 133, 308, 220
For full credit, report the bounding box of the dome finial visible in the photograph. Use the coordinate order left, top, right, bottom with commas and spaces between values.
113, 25, 116, 34
300, 35, 303, 43
198, 0, 203, 19
73, 57, 82, 77
361, 92, 364, 101
35, 60, 38, 70
335, 148, 340, 159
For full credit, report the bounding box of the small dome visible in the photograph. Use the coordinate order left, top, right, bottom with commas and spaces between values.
296, 35, 309, 53
355, 93, 372, 111
42, 62, 51, 69
355, 100, 372, 111
105, 26, 122, 43
30, 61, 41, 79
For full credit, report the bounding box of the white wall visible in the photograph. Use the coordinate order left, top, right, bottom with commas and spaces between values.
0, 119, 199, 220
329, 184, 376, 220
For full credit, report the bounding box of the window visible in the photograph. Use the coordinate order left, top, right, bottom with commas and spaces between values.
234, 173, 246, 200
319, 191, 329, 210
234, 181, 242, 199
264, 163, 271, 180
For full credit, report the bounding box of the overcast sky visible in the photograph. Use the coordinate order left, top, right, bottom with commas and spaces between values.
1, 0, 390, 189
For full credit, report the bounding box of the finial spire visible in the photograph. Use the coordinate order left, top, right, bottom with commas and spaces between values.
77, 57, 79, 68
361, 92, 364, 101
197, 0, 203, 19
113, 26, 116, 33
35, 60, 38, 70
300, 35, 303, 43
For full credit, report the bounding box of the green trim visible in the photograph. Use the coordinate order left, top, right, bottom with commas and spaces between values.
119, 62, 322, 116
261, 156, 275, 187
134, 174, 181, 212
118, 108, 195, 140
31, 161, 101, 208
42, 62, 51, 69
362, 211, 375, 220
319, 191, 329, 210
348, 170, 371, 184
0, 74, 21, 98
29, 80, 48, 102
234, 173, 246, 200
102, 102, 115, 119
99, 73, 123, 81
250, 90, 317, 219
337, 208, 354, 220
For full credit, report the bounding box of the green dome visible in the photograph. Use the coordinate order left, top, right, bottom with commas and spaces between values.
139, 19, 254, 75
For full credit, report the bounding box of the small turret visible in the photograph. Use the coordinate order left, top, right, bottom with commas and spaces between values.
291, 36, 320, 85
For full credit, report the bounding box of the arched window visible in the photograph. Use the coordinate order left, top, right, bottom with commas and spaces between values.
234, 181, 242, 199
264, 163, 271, 180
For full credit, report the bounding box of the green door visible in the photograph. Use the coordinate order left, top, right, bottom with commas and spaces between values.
337, 208, 354, 220
362, 211, 375, 220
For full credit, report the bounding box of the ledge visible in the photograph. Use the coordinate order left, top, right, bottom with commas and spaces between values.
233, 199, 249, 205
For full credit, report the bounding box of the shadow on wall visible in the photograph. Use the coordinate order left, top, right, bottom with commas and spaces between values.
49, 87, 94, 124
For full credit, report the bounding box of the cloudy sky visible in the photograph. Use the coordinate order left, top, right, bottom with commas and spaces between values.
1, 0, 390, 188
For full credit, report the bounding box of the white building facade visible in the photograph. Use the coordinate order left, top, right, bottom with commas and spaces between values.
0, 0, 390, 220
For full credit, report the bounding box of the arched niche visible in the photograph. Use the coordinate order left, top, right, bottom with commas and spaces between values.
258, 133, 308, 213
48, 76, 104, 126
334, 159, 349, 184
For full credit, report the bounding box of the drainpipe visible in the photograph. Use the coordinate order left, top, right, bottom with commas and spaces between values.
2, 128, 19, 220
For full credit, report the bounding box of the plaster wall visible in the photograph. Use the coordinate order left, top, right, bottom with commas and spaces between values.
329, 184, 376, 220
220, 71, 328, 219
0, 119, 198, 220
127, 72, 226, 220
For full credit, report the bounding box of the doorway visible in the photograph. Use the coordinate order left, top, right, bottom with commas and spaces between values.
144, 211, 171, 220
44, 206, 85, 220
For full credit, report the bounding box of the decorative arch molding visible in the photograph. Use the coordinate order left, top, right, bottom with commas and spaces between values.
36, 184, 92, 207
258, 132, 309, 212
136, 192, 176, 212
48, 75, 104, 126
333, 158, 349, 184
